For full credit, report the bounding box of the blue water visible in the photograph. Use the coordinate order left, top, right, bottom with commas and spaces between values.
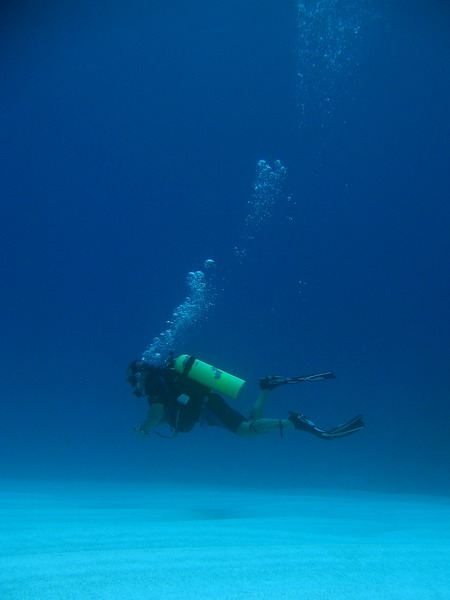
1, 1, 449, 495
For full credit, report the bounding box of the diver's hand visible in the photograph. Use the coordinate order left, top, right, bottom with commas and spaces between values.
133, 425, 150, 439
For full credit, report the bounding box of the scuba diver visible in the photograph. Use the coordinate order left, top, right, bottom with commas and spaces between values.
127, 354, 365, 440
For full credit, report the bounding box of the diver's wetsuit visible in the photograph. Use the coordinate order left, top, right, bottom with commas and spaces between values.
144, 367, 246, 434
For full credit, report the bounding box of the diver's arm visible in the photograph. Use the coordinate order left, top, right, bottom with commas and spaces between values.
136, 402, 165, 437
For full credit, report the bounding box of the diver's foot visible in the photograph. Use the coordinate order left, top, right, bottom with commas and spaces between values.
259, 376, 289, 391
288, 412, 338, 440
289, 412, 317, 432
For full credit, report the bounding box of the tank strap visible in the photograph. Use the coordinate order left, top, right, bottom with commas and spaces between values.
181, 355, 196, 377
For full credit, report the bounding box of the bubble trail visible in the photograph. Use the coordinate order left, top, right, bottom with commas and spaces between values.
297, 0, 371, 127
141, 259, 216, 365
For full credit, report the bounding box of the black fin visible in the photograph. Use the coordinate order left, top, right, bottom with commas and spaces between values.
260, 372, 336, 390
288, 412, 365, 440
327, 415, 365, 438
290, 372, 336, 383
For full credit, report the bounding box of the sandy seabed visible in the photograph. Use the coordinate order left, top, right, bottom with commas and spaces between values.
0, 480, 449, 600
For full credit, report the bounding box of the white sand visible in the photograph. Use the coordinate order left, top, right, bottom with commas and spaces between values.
0, 480, 449, 600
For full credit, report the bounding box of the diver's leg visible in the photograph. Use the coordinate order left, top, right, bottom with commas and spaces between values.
236, 418, 295, 437
236, 413, 365, 438
249, 389, 271, 420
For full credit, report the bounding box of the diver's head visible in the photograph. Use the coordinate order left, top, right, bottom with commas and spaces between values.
127, 359, 153, 397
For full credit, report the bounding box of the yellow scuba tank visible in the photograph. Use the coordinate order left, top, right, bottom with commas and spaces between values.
174, 355, 245, 400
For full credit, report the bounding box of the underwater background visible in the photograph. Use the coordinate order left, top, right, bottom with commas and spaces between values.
1, 0, 449, 496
